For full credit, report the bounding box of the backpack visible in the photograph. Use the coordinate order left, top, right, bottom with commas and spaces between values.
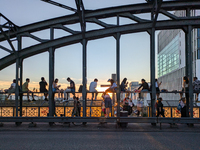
177, 103, 182, 111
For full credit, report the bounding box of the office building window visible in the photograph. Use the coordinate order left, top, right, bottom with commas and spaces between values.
198, 50, 200, 59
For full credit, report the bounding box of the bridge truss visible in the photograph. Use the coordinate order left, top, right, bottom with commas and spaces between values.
0, 0, 200, 123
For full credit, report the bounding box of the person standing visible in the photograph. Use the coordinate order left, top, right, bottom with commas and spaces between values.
22, 78, 35, 102
6, 79, 16, 100
63, 77, 75, 101
89, 78, 98, 100
193, 77, 200, 102
39, 77, 48, 101
102, 92, 112, 118
179, 97, 186, 117
72, 96, 79, 117
156, 97, 165, 117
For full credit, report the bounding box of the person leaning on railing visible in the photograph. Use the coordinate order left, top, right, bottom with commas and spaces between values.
22, 78, 35, 102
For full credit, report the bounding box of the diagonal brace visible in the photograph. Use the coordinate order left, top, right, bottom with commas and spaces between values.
86, 18, 116, 28
119, 13, 149, 23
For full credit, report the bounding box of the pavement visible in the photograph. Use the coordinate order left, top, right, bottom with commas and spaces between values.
0, 122, 200, 132
0, 131, 199, 150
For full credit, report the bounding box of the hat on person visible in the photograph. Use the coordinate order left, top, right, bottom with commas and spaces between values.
107, 79, 111, 82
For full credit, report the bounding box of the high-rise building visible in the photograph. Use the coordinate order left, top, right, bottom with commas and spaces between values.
157, 10, 200, 100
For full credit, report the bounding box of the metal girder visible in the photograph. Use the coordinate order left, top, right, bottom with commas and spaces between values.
52, 24, 80, 34
1, 17, 200, 70
0, 0, 200, 42
0, 45, 13, 53
41, 0, 77, 12
119, 13, 149, 23
0, 28, 16, 52
86, 18, 116, 28
21, 32, 49, 43
159, 9, 178, 20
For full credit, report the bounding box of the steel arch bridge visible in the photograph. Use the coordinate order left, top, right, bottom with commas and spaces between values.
0, 0, 200, 123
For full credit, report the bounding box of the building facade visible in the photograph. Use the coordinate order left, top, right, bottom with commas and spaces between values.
157, 10, 200, 100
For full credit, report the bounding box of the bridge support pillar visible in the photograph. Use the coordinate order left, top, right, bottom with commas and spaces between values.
185, 9, 193, 118
116, 15, 121, 118
82, 39, 87, 117
49, 27, 55, 117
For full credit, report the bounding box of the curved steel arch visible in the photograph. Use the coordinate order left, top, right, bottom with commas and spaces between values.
0, 0, 199, 42
1, 17, 200, 70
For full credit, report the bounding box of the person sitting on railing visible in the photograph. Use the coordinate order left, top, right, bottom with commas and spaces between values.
120, 78, 130, 97
39, 77, 48, 101
102, 92, 112, 118
5, 79, 16, 100
193, 77, 200, 102
63, 77, 75, 101
52, 78, 63, 101
22, 78, 35, 102
105, 79, 117, 93
89, 78, 98, 100
138, 79, 149, 99
150, 79, 162, 98
156, 97, 165, 117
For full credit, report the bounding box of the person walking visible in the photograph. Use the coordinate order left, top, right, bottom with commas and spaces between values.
72, 96, 79, 117
39, 77, 48, 101
156, 97, 165, 117
193, 77, 200, 102
22, 78, 35, 102
89, 78, 98, 100
179, 97, 186, 117
63, 77, 75, 101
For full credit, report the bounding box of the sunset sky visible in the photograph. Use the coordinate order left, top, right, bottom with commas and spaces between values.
0, 0, 168, 91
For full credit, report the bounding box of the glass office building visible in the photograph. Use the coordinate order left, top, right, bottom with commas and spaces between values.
158, 35, 179, 77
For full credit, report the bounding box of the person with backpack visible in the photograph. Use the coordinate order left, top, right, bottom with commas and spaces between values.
156, 97, 165, 117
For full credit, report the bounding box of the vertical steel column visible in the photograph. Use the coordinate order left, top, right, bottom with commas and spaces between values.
116, 15, 121, 118
19, 59, 23, 117
15, 58, 19, 117
15, 35, 22, 117
185, 8, 193, 117
82, 39, 87, 117
150, 27, 156, 117
49, 27, 55, 117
